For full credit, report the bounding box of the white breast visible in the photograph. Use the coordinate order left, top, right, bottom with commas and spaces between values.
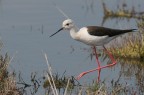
76, 27, 111, 46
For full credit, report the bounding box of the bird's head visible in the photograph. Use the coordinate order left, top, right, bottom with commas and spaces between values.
49, 19, 74, 37
62, 19, 74, 30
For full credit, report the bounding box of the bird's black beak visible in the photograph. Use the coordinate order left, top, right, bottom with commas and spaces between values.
49, 27, 64, 37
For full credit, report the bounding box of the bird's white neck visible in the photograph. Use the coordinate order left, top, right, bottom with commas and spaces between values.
70, 26, 79, 40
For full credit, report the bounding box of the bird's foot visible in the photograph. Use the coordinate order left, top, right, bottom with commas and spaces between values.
76, 61, 117, 80
76, 67, 101, 80
76, 72, 87, 80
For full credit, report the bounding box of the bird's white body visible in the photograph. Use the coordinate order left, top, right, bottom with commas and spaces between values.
70, 27, 115, 46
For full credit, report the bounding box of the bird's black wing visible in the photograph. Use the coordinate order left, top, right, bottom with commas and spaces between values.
87, 26, 136, 37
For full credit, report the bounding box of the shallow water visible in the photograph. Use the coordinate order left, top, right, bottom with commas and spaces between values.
0, 0, 144, 94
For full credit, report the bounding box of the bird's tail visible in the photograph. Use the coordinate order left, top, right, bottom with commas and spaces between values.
131, 29, 137, 32
123, 29, 137, 34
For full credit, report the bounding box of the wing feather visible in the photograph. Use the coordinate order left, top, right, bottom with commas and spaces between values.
87, 26, 136, 37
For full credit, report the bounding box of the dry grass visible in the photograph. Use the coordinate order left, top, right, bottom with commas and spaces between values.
43, 52, 75, 95
0, 40, 21, 95
102, 1, 144, 20
0, 53, 22, 95
110, 37, 144, 59
108, 20, 144, 60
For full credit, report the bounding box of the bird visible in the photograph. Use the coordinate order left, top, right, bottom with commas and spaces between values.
50, 19, 137, 80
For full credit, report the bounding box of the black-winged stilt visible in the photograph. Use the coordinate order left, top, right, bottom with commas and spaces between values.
50, 19, 136, 80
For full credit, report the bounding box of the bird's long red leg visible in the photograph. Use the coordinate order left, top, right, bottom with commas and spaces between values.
97, 69, 101, 82
93, 46, 101, 82
76, 46, 101, 80
93, 46, 101, 69
102, 46, 117, 67
76, 46, 117, 80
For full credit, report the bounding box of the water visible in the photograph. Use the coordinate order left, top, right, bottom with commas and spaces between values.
0, 0, 144, 94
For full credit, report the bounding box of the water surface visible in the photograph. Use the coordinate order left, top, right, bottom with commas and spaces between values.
0, 0, 144, 94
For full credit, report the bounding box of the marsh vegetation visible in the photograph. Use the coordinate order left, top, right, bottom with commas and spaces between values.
1, 0, 144, 95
